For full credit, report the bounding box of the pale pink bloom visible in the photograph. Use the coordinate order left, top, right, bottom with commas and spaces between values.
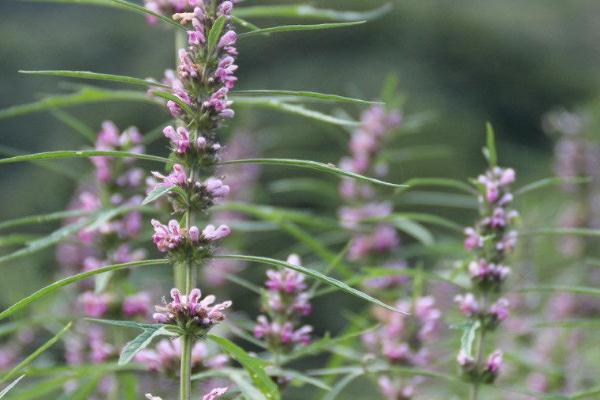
78, 291, 111, 317
153, 288, 232, 328
486, 350, 503, 374
454, 293, 480, 317
123, 292, 152, 317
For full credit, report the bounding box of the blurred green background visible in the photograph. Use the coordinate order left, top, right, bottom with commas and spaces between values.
1, 0, 599, 397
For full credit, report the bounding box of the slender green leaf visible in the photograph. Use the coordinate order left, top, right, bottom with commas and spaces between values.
19, 70, 168, 89
516, 285, 600, 296
484, 122, 497, 167
571, 385, 600, 399
62, 375, 101, 400
274, 369, 331, 391
7, 375, 75, 400
535, 319, 600, 329
214, 254, 401, 313
207, 15, 227, 56
233, 4, 392, 21
1, 323, 72, 383
219, 158, 407, 189
0, 259, 168, 321
321, 371, 363, 400
50, 109, 96, 143
396, 190, 477, 209
402, 177, 476, 194
238, 21, 365, 38
23, 0, 186, 31
232, 98, 358, 126
458, 320, 480, 358
0, 87, 153, 121
231, 15, 261, 32
0, 150, 168, 165
361, 267, 464, 289
208, 335, 279, 400
380, 212, 462, 232
521, 228, 600, 238
234, 90, 379, 105
0, 375, 25, 399
152, 90, 194, 115
142, 184, 174, 205
120, 326, 172, 365
392, 218, 434, 245
515, 176, 591, 196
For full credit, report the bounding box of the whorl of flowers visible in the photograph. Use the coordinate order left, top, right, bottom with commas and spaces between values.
362, 297, 441, 399
455, 157, 518, 384
135, 337, 228, 375
253, 254, 313, 348
338, 105, 403, 267
153, 288, 231, 336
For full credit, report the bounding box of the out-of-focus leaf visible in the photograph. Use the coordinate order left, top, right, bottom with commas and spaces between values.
142, 184, 183, 205
232, 98, 359, 126
0, 375, 25, 398
360, 267, 464, 289
50, 109, 96, 143
238, 21, 365, 38
219, 158, 407, 189
521, 228, 600, 237
1, 323, 72, 383
61, 375, 101, 400
570, 385, 600, 399
3, 375, 71, 400
0, 209, 90, 231
214, 202, 336, 229
233, 4, 392, 21
484, 122, 497, 167
516, 285, 600, 296
391, 218, 434, 245
402, 178, 476, 194
321, 371, 363, 400
396, 191, 477, 209
0, 87, 153, 120
515, 176, 591, 196
273, 369, 331, 391
381, 212, 462, 232
0, 150, 168, 165
208, 335, 279, 400
22, 0, 186, 31
458, 320, 480, 358
214, 254, 401, 313
0, 259, 168, 320
234, 90, 379, 105
535, 319, 600, 329
19, 70, 168, 89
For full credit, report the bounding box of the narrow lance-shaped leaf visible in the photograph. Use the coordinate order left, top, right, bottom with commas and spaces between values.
0, 87, 154, 121
401, 177, 476, 195
321, 371, 364, 400
0, 150, 168, 165
515, 285, 600, 297
206, 15, 227, 56
0, 375, 25, 399
233, 3, 393, 21
151, 90, 194, 115
1, 323, 72, 383
214, 254, 402, 313
218, 158, 407, 189
238, 21, 365, 38
514, 176, 591, 196
233, 90, 380, 105
23, 0, 186, 31
208, 335, 280, 400
484, 122, 497, 167
232, 97, 359, 126
0, 259, 168, 321
86, 319, 174, 365
459, 320, 480, 358
19, 70, 168, 89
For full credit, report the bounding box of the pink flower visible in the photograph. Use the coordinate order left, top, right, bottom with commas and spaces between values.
457, 349, 475, 368
486, 350, 503, 374
203, 387, 228, 400
163, 126, 190, 154
217, 30, 237, 49
201, 224, 231, 241
204, 177, 230, 198
153, 288, 232, 328
78, 291, 111, 317
151, 219, 184, 252
464, 227, 483, 250
489, 298, 510, 321
454, 293, 480, 317
151, 163, 188, 189
123, 292, 152, 317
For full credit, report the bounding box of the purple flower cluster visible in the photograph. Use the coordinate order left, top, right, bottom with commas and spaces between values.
253, 255, 313, 348
146, 387, 228, 400
455, 163, 518, 383
148, 0, 238, 132
338, 105, 403, 276
362, 297, 441, 399
153, 288, 231, 334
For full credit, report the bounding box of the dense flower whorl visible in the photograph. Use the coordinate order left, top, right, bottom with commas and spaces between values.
254, 254, 313, 348
146, 387, 228, 400
151, 219, 230, 259
153, 288, 231, 335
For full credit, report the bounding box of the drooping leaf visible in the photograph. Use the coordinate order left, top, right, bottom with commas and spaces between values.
234, 90, 379, 105
232, 98, 359, 126
214, 254, 401, 313
233, 4, 392, 21
219, 158, 407, 189
0, 375, 25, 398
238, 21, 365, 38
391, 218, 434, 245
1, 323, 72, 383
207, 15, 227, 56
0, 150, 168, 165
22, 0, 186, 31
19, 70, 168, 89
458, 320, 480, 358
0, 259, 168, 321
0, 87, 153, 121
208, 335, 280, 400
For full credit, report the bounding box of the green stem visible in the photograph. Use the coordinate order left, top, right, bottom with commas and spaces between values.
470, 294, 488, 400
180, 333, 193, 400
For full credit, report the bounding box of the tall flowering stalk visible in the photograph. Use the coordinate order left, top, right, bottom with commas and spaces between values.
455, 136, 517, 399
143, 1, 238, 399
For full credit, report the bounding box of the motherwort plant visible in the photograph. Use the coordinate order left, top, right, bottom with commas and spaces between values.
454, 132, 517, 399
